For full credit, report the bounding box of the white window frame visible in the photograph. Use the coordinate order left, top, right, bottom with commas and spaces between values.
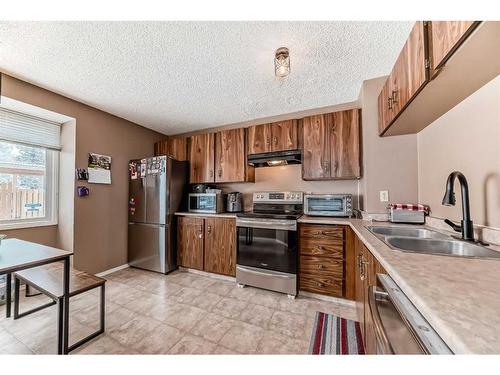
0, 144, 59, 230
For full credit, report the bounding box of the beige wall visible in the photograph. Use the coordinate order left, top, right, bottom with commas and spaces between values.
418, 75, 500, 228
360, 77, 419, 212
1, 73, 166, 274
1, 225, 58, 247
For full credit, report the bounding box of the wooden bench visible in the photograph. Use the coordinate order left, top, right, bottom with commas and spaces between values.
13, 265, 106, 354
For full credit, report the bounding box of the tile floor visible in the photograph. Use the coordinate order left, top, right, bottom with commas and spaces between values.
0, 268, 358, 354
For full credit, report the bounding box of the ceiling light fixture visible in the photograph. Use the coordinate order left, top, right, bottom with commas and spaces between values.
274, 47, 290, 78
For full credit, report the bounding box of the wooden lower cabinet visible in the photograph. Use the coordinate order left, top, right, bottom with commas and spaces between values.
177, 216, 236, 277
354, 235, 386, 354
177, 216, 204, 270
299, 224, 345, 298
204, 217, 236, 276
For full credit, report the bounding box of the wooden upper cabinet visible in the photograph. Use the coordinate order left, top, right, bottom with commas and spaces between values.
302, 114, 332, 180
204, 217, 236, 276
215, 128, 253, 183
302, 110, 361, 180
377, 78, 392, 134
247, 123, 272, 154
430, 21, 478, 70
272, 120, 299, 151
188, 133, 215, 183
331, 109, 361, 179
247, 119, 299, 155
154, 136, 187, 161
378, 21, 428, 135
177, 216, 204, 270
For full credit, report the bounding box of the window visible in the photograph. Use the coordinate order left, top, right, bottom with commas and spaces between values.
0, 107, 60, 230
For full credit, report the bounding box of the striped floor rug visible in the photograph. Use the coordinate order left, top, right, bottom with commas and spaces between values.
309, 311, 365, 355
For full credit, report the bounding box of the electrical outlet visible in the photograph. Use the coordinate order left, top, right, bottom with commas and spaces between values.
380, 190, 389, 202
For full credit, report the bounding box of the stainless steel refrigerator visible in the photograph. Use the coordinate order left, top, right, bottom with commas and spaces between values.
128, 156, 188, 274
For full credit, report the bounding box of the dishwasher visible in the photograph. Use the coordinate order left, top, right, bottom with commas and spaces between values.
369, 274, 453, 354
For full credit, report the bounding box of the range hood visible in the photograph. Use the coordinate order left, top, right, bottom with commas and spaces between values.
247, 149, 301, 168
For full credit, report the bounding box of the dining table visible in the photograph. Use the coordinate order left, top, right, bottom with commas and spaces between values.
0, 238, 73, 354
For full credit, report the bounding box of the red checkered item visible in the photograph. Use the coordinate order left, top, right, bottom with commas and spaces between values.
389, 203, 430, 215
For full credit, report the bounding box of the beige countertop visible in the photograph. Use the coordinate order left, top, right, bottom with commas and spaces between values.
299, 215, 500, 354
175, 212, 238, 219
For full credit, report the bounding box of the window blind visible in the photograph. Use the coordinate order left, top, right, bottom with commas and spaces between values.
0, 107, 61, 150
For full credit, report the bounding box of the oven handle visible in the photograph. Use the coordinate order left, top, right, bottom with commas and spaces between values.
236, 219, 297, 231
368, 285, 395, 355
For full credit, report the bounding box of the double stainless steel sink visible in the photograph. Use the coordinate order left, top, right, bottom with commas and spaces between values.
367, 225, 500, 259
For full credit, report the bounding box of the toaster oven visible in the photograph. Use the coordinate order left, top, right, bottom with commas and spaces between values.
303, 194, 353, 217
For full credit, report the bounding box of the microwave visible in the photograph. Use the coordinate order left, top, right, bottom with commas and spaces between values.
303, 194, 353, 217
188, 193, 224, 214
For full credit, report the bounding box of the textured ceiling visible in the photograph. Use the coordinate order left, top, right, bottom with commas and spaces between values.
0, 21, 413, 135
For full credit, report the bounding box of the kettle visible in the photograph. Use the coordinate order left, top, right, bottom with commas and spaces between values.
226, 192, 243, 213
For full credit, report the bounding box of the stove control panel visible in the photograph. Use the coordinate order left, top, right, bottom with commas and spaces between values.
253, 191, 303, 204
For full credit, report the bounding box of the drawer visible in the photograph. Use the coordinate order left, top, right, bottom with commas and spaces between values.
300, 224, 344, 241
299, 273, 343, 298
299, 255, 344, 278
300, 237, 344, 258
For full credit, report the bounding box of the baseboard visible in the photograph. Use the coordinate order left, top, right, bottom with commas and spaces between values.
95, 264, 129, 277
177, 266, 236, 282
299, 291, 356, 307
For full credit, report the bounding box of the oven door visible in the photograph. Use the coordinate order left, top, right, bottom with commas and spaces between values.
236, 219, 298, 274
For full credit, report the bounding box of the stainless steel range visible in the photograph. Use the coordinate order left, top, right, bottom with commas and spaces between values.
235, 191, 303, 298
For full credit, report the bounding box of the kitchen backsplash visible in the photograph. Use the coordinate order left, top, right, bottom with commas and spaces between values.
215, 164, 362, 211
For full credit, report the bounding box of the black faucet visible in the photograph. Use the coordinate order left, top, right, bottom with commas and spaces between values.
442, 171, 474, 241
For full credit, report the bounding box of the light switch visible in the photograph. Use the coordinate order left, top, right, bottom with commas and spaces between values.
380, 190, 389, 202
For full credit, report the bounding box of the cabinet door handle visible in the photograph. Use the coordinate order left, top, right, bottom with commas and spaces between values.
266, 138, 271, 145
207, 225, 212, 234
273, 136, 278, 145
387, 96, 393, 110
218, 169, 222, 178
391, 89, 398, 105
209, 169, 214, 177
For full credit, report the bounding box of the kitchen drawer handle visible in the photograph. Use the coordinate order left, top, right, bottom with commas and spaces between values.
322, 230, 339, 235
317, 264, 325, 270
315, 282, 324, 287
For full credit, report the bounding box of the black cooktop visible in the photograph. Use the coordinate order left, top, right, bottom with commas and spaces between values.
236, 211, 303, 220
